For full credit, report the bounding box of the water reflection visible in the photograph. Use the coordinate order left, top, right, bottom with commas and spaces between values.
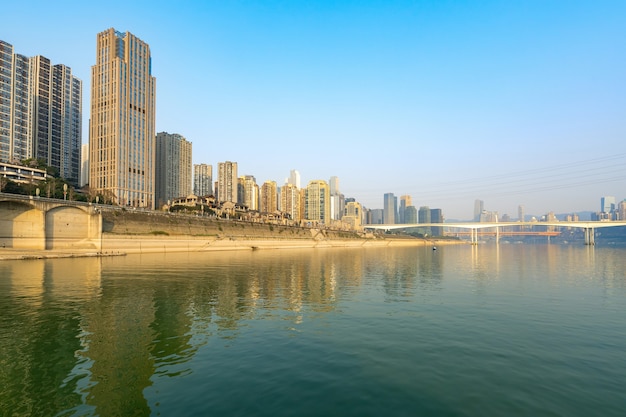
1, 245, 625, 416
0, 258, 101, 416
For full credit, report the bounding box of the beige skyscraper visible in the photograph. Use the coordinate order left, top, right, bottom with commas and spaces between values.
261, 180, 278, 214
89, 29, 156, 208
239, 175, 258, 210
281, 183, 300, 222
305, 180, 331, 224
217, 161, 238, 203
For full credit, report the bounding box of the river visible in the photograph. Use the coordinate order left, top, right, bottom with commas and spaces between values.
1, 244, 625, 416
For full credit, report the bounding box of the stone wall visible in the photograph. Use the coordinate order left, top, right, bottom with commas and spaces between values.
101, 210, 362, 241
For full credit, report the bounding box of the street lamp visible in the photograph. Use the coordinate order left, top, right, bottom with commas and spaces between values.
63, 183, 68, 200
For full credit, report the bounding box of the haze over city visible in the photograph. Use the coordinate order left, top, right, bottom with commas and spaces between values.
3, 0, 625, 219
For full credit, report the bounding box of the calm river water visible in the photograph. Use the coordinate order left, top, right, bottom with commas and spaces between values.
1, 244, 625, 416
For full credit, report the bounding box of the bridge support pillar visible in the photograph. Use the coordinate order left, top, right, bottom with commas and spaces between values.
584, 228, 595, 245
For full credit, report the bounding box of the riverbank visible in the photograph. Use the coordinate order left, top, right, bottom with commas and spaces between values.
0, 209, 465, 260
0, 248, 126, 261
0, 235, 464, 260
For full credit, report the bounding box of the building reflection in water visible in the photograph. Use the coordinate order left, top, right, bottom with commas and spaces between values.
0, 258, 101, 416
2, 245, 624, 415
0, 249, 385, 415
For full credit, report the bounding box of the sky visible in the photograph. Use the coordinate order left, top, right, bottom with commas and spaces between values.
2, 0, 625, 219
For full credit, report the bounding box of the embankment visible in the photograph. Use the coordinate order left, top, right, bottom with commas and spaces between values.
100, 210, 460, 254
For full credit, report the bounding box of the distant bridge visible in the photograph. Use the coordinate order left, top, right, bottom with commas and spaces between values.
364, 221, 626, 245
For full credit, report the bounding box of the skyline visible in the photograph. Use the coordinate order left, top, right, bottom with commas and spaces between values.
2, 1, 625, 219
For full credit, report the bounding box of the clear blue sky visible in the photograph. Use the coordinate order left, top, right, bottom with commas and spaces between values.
3, 0, 625, 219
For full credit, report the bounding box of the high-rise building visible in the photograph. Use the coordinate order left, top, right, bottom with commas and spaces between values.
399, 195, 412, 224
430, 208, 444, 236
0, 40, 31, 163
383, 193, 397, 224
329, 176, 344, 220
155, 132, 192, 207
601, 196, 616, 214
281, 183, 300, 222
418, 206, 432, 236
405, 206, 417, 224
288, 169, 301, 189
81, 143, 89, 186
617, 200, 626, 221
240, 175, 258, 210
193, 163, 213, 196
51, 63, 82, 184
261, 180, 278, 213
474, 199, 484, 221
89, 29, 156, 208
304, 180, 330, 223
370, 209, 384, 224
518, 205, 525, 222
218, 161, 238, 203
0, 40, 82, 184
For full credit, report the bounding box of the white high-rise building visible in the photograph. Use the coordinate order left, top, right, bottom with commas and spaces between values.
289, 169, 301, 189
329, 176, 344, 220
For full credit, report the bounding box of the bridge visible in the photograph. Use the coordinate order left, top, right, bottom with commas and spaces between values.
364, 221, 626, 245
0, 192, 102, 250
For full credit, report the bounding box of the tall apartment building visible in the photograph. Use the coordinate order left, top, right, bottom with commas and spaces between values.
474, 199, 484, 221
304, 180, 330, 223
430, 208, 444, 236
383, 193, 397, 224
618, 200, 626, 221
288, 169, 301, 189
281, 183, 300, 222
518, 205, 525, 222
329, 176, 344, 220
405, 206, 417, 224
193, 163, 213, 196
89, 29, 156, 208
0, 40, 30, 163
239, 175, 258, 210
217, 161, 238, 203
369, 208, 384, 224
261, 180, 278, 213
418, 206, 432, 236
155, 132, 192, 207
80, 143, 89, 186
0, 40, 82, 185
399, 195, 412, 224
